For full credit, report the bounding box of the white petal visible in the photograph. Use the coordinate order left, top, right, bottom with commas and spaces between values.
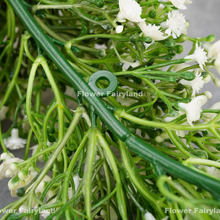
138, 22, 167, 41
144, 212, 156, 220
116, 25, 124, 33
178, 95, 207, 126
118, 0, 144, 23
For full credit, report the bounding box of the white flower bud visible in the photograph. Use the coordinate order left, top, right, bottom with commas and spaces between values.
155, 136, 164, 143
100, 209, 107, 218
10, 163, 19, 171
0, 152, 13, 160
144, 212, 156, 220
203, 74, 211, 83
18, 170, 29, 180
203, 91, 212, 99
213, 77, 220, 87
5, 169, 13, 178
116, 25, 124, 33
8, 178, 20, 190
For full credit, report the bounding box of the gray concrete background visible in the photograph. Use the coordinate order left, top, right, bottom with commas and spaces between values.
1, 0, 220, 212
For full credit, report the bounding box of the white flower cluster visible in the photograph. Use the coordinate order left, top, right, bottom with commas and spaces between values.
116, 0, 189, 41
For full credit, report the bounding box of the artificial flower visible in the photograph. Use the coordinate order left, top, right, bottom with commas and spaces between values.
36, 175, 52, 193
0, 154, 23, 180
144, 212, 156, 220
161, 10, 186, 38
4, 128, 27, 150
179, 71, 204, 96
185, 44, 207, 70
117, 0, 144, 23
0, 106, 9, 120
203, 91, 212, 99
0, 152, 13, 161
8, 176, 26, 197
138, 22, 167, 41
159, 0, 187, 10
178, 95, 207, 126
116, 25, 124, 33
68, 174, 81, 199
208, 39, 220, 59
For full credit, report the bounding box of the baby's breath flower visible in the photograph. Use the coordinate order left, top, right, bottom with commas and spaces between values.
4, 128, 27, 150
178, 95, 207, 126
208, 39, 220, 59
68, 174, 81, 199
203, 91, 212, 99
0, 155, 23, 180
161, 10, 186, 38
144, 212, 156, 220
0, 152, 13, 161
185, 44, 207, 70
159, 0, 187, 10
179, 71, 204, 96
36, 175, 52, 193
138, 22, 167, 41
118, 0, 144, 23
0, 106, 9, 120
116, 25, 124, 33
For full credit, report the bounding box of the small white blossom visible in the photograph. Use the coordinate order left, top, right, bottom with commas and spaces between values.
138, 22, 167, 41
116, 25, 124, 33
68, 174, 81, 199
159, 0, 187, 10
144, 212, 156, 220
0, 106, 9, 120
161, 10, 186, 38
179, 71, 204, 96
0, 155, 23, 180
0, 152, 13, 161
185, 44, 207, 70
203, 91, 212, 99
118, 0, 144, 23
73, 174, 80, 192
36, 175, 52, 193
208, 39, 220, 59
4, 128, 27, 150
178, 95, 207, 126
